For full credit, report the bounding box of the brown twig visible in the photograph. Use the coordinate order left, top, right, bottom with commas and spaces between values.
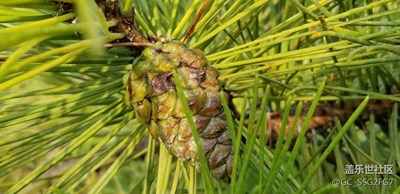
263, 98, 396, 147
95, 0, 149, 44
104, 42, 154, 48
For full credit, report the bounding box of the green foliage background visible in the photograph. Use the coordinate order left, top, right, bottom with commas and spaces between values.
0, 0, 399, 193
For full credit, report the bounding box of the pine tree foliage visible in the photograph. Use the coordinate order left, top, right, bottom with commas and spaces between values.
0, 0, 399, 193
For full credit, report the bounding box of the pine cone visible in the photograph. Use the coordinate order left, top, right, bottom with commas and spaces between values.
123, 40, 234, 181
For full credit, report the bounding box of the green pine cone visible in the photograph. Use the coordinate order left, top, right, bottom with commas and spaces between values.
123, 40, 234, 181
